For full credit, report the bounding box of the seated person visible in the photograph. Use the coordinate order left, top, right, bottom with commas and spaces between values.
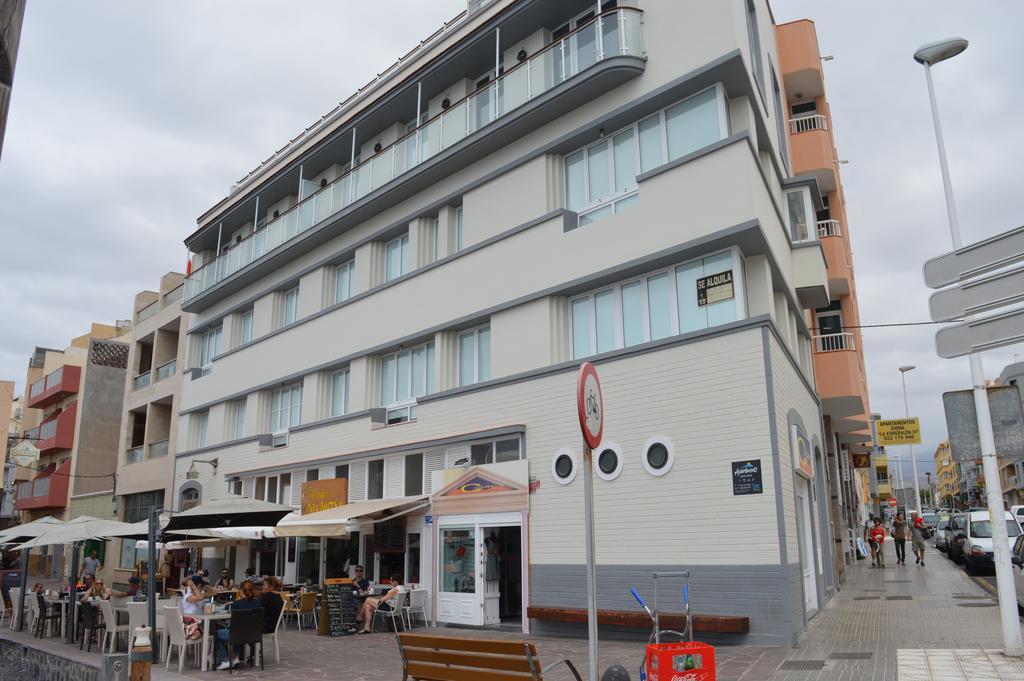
109, 576, 142, 599
352, 565, 370, 594
357, 576, 402, 634
243, 567, 257, 583
181, 574, 209, 617
216, 580, 261, 670
80, 577, 110, 603
215, 568, 235, 591
259, 577, 285, 633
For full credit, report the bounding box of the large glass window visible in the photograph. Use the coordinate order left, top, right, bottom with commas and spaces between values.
330, 370, 349, 417
785, 187, 815, 243
469, 437, 522, 465
565, 86, 726, 224
440, 527, 475, 593
282, 287, 299, 326
239, 311, 253, 345
120, 490, 164, 569
380, 341, 435, 423
198, 325, 222, 371
367, 459, 385, 500
571, 249, 743, 359
746, 0, 764, 90
386, 234, 410, 282
270, 383, 302, 431
334, 260, 354, 303
458, 327, 491, 386
193, 411, 208, 448
455, 207, 464, 252
231, 399, 246, 440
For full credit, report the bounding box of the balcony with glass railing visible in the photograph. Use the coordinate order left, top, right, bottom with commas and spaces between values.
27, 365, 81, 409
25, 401, 77, 453
155, 359, 177, 382
133, 371, 151, 390
184, 8, 645, 302
14, 460, 71, 511
148, 439, 170, 458
127, 445, 145, 464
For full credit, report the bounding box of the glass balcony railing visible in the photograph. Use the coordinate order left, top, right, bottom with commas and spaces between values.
137, 300, 160, 322
184, 8, 644, 300
155, 359, 177, 382
133, 371, 151, 390
148, 439, 170, 458
127, 445, 145, 464
39, 419, 57, 440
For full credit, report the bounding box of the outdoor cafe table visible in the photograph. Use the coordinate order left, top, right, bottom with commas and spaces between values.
197, 611, 231, 672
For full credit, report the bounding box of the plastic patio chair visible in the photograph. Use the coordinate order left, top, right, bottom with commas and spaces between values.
164, 606, 201, 673
100, 599, 130, 653
371, 590, 408, 633
402, 588, 427, 629
269, 599, 286, 662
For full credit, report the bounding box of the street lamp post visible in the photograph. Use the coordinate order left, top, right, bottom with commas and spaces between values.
898, 365, 922, 514
914, 37, 1023, 656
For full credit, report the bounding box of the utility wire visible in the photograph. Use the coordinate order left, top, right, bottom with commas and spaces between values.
812, 320, 963, 331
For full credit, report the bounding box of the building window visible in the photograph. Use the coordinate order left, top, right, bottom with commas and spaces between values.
458, 327, 491, 387
380, 341, 435, 423
254, 475, 282, 503
469, 437, 522, 466
570, 249, 744, 359
565, 86, 727, 226
455, 207, 464, 252
180, 487, 200, 512
745, 0, 763, 91
269, 383, 302, 432
367, 459, 385, 499
432, 218, 440, 262
815, 300, 844, 335
120, 490, 165, 568
239, 310, 253, 345
785, 187, 815, 243
335, 260, 354, 304
405, 453, 424, 496
335, 464, 348, 480
330, 369, 350, 417
197, 325, 222, 374
229, 479, 242, 496
307, 469, 319, 482
282, 287, 299, 327
230, 399, 246, 440
771, 62, 789, 169
386, 234, 410, 282
193, 411, 209, 448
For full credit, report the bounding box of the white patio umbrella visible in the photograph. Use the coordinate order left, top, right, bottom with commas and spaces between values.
11, 517, 142, 550
0, 515, 63, 545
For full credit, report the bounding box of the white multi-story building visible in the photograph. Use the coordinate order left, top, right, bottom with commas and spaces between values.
176, 0, 833, 645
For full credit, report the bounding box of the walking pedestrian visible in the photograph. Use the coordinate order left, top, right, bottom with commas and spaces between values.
911, 512, 930, 566
869, 517, 886, 567
892, 512, 908, 566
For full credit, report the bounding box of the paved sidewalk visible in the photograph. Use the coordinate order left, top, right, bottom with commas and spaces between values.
774, 543, 1006, 681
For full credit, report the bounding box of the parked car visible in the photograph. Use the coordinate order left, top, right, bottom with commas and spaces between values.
1011, 505, 1024, 527
946, 514, 968, 563
934, 517, 952, 552
960, 511, 1023, 575
1011, 534, 1024, 608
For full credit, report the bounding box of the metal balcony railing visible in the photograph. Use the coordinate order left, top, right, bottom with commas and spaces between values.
813, 332, 855, 353
789, 114, 828, 134
183, 7, 645, 301
816, 219, 841, 238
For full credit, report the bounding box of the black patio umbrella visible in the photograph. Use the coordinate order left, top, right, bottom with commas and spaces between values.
161, 496, 294, 532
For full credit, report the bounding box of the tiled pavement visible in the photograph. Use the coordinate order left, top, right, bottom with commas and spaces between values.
0, 545, 1013, 681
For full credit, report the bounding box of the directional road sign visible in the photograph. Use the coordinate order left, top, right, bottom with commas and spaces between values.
943, 385, 1024, 461
929, 264, 1024, 322
935, 307, 1024, 359
924, 225, 1024, 288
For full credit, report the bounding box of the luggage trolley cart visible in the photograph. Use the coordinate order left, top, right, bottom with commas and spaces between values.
630, 571, 715, 681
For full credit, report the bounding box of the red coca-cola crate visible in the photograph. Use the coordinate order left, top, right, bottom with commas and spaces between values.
645, 641, 715, 681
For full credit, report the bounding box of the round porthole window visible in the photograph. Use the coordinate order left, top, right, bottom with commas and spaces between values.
594, 441, 623, 481
641, 436, 675, 477
552, 448, 578, 485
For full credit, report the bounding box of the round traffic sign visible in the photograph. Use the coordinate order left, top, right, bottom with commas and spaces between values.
888, 497, 898, 508
576, 362, 604, 449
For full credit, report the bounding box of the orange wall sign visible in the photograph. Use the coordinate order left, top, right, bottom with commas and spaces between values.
301, 478, 348, 515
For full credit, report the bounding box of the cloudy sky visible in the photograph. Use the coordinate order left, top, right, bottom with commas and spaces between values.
2, 1, 1022, 490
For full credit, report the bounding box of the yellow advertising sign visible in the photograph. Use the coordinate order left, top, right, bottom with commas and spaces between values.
876, 418, 922, 445
301, 478, 348, 515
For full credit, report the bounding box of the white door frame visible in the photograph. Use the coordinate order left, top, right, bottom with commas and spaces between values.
795, 478, 819, 615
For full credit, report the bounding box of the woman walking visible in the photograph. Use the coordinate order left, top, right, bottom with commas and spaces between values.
868, 517, 886, 568
892, 512, 908, 566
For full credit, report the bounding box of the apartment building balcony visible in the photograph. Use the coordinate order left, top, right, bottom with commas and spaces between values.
776, 20, 825, 102
15, 459, 71, 511
812, 333, 867, 421
23, 402, 77, 454
126, 439, 170, 465
182, 6, 646, 311
26, 365, 81, 409
787, 114, 836, 193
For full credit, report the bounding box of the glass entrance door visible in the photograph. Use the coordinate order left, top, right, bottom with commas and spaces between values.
796, 479, 819, 614
437, 526, 480, 626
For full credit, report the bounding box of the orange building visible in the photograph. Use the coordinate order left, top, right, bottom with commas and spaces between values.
776, 20, 878, 583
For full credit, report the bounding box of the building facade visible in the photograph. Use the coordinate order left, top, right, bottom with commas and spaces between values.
0, 0, 26, 160
112, 274, 187, 589
16, 324, 130, 580
934, 441, 958, 508
176, 0, 837, 645
775, 19, 875, 580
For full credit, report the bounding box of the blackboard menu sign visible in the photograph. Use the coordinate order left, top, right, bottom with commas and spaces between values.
322, 578, 356, 637
374, 517, 407, 554
731, 459, 764, 495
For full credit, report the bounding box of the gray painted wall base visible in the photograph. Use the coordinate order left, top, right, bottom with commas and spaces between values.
531, 563, 792, 647
0, 639, 100, 681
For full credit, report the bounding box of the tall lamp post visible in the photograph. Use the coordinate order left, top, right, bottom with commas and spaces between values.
914, 37, 1023, 656
898, 365, 922, 514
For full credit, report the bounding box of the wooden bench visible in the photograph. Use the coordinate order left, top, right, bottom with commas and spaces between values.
527, 606, 750, 635
397, 632, 582, 681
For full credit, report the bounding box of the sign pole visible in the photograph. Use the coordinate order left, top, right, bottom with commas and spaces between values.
583, 440, 599, 681
576, 362, 604, 681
